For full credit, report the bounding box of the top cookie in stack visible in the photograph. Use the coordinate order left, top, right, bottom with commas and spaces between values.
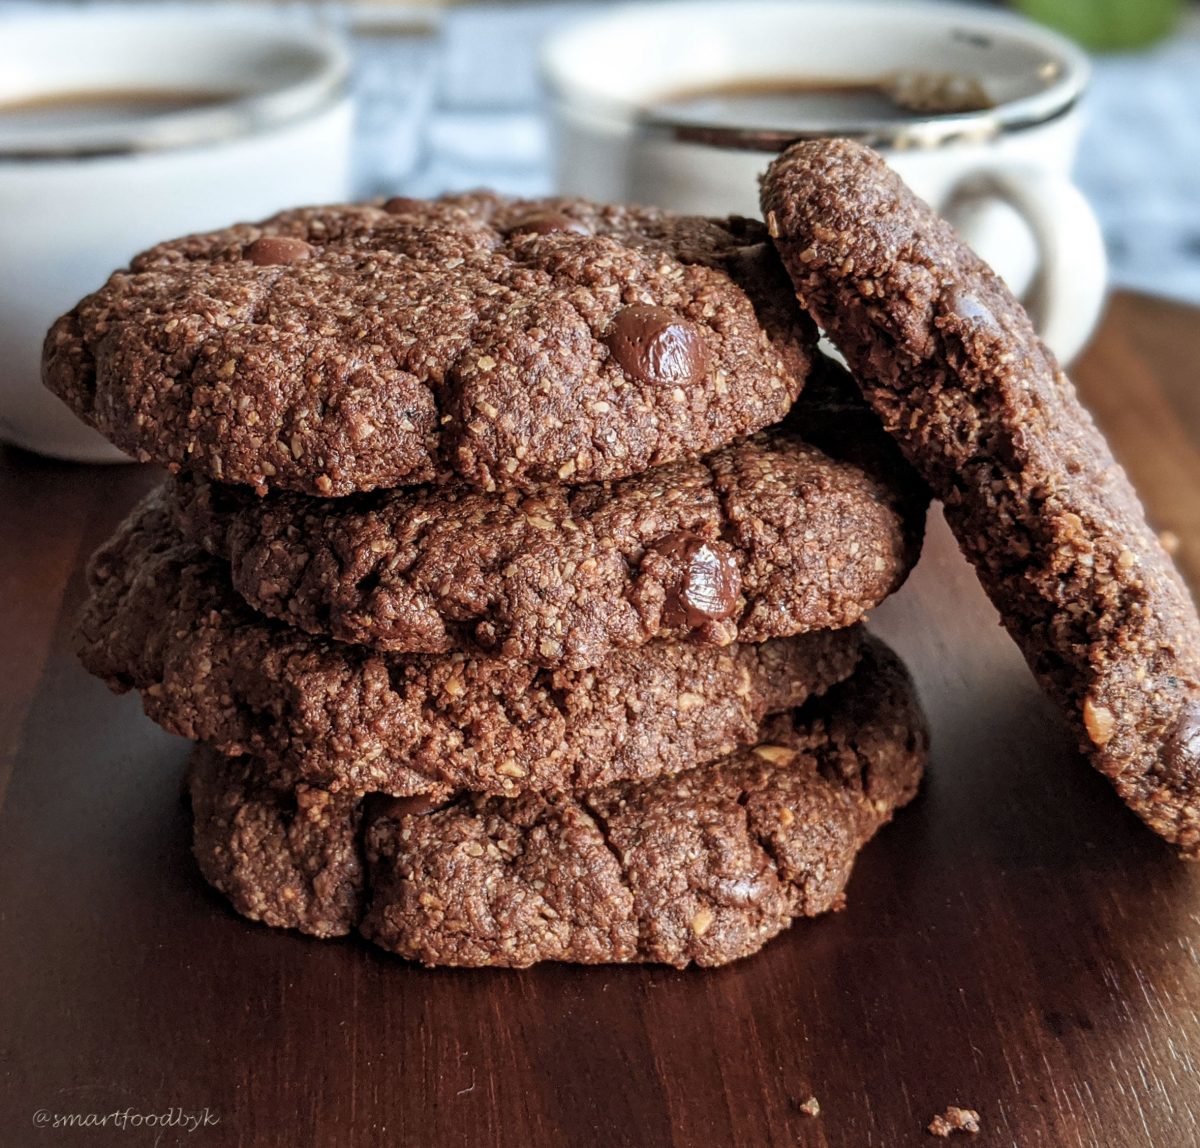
46, 192, 931, 967
43, 194, 816, 496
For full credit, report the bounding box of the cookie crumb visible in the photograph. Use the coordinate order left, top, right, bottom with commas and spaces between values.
927, 1106, 980, 1137
798, 1096, 820, 1118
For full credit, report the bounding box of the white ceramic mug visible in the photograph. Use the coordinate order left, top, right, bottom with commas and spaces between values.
543, 0, 1107, 364
0, 8, 353, 463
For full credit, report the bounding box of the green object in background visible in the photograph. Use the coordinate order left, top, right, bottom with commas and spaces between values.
1014, 0, 1181, 50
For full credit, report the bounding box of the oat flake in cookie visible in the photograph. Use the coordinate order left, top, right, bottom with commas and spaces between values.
187, 636, 928, 968
43, 193, 813, 496
762, 138, 1200, 855
171, 361, 926, 669
78, 493, 863, 799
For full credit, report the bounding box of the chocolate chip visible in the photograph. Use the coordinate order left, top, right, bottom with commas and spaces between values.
651, 531, 742, 627
506, 211, 590, 237
382, 196, 424, 216
606, 304, 710, 387
1163, 701, 1200, 785
375, 793, 448, 820
243, 236, 315, 267
944, 287, 1000, 332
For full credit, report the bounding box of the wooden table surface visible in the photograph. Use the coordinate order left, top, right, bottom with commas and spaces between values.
2, 291, 1200, 1148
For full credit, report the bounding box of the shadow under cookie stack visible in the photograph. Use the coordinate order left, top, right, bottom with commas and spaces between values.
45, 191, 932, 968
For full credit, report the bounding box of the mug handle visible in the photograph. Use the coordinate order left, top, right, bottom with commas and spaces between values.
943, 166, 1108, 364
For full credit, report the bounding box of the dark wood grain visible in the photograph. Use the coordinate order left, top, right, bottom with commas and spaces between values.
2, 292, 1200, 1148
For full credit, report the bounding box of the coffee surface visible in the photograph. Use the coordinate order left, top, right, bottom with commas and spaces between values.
650, 73, 993, 130
0, 88, 236, 130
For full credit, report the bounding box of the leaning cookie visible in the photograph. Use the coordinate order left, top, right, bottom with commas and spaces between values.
79, 493, 862, 798
763, 138, 1200, 855
43, 194, 814, 496
187, 636, 928, 967
171, 361, 925, 668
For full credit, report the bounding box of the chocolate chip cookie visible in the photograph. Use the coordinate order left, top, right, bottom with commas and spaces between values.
79, 493, 863, 798
763, 138, 1200, 855
171, 359, 925, 668
189, 754, 364, 939
188, 635, 928, 966
44, 193, 814, 495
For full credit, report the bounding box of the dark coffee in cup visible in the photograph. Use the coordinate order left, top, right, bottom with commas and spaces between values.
0, 89, 237, 130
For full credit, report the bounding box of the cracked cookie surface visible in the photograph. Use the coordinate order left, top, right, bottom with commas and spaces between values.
188, 635, 927, 967
763, 138, 1200, 856
79, 494, 862, 798
44, 193, 813, 495
171, 359, 926, 668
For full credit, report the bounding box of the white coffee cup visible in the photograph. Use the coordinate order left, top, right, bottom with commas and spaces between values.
0, 8, 353, 463
543, 0, 1107, 363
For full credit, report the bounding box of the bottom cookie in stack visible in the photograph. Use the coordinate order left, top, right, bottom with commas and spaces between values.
188, 636, 927, 968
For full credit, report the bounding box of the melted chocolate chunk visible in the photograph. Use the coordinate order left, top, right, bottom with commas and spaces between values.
506, 211, 590, 237
373, 793, 448, 819
1164, 701, 1200, 785
651, 531, 742, 627
944, 286, 1001, 333
607, 304, 710, 387
382, 197, 424, 215
243, 236, 314, 266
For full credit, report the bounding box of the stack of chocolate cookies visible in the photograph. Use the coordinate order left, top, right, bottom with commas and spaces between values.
44, 191, 932, 967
